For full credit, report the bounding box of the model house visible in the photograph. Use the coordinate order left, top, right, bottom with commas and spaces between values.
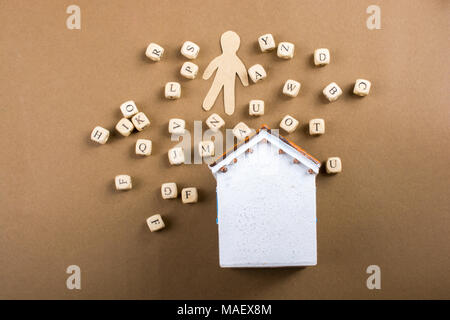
209, 125, 321, 267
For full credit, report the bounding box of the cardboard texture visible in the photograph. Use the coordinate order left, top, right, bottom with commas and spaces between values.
0, 0, 449, 299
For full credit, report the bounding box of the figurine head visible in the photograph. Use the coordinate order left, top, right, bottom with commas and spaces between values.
220, 31, 240, 54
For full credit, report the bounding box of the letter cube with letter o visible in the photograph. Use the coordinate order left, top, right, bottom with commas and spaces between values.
280, 115, 299, 133
120, 100, 139, 118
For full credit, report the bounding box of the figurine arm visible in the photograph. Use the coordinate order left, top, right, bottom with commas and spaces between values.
203, 56, 221, 80
236, 59, 248, 87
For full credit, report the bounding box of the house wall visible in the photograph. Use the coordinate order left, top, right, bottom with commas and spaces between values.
215, 141, 317, 267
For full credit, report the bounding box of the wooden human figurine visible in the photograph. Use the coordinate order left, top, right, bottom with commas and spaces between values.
202, 31, 248, 115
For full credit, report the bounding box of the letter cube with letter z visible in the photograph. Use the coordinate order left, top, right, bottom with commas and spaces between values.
206, 113, 225, 132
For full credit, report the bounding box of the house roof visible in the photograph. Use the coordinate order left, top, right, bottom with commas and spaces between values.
209, 124, 321, 174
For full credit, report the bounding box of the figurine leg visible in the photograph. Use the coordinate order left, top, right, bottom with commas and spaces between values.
203, 78, 223, 111
224, 78, 235, 115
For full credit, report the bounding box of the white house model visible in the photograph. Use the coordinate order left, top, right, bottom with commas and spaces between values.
209, 125, 321, 267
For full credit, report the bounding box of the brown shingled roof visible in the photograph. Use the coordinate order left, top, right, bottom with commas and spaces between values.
209, 124, 320, 168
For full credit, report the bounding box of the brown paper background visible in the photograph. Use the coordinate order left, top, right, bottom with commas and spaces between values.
1, 0, 449, 299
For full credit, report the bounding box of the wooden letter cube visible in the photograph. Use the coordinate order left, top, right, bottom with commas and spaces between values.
282, 79, 301, 97
135, 139, 152, 156
199, 141, 214, 157
309, 119, 325, 135
277, 42, 295, 59
249, 100, 264, 116
180, 62, 199, 79
120, 100, 139, 118
91, 126, 109, 144
314, 48, 330, 66
181, 41, 200, 59
353, 79, 371, 96
168, 118, 185, 134
165, 82, 181, 99
326, 157, 342, 174
168, 147, 185, 165
146, 214, 165, 232
233, 122, 252, 140
323, 82, 343, 102
205, 113, 225, 132
280, 115, 299, 133
145, 43, 164, 61
258, 34, 276, 52
131, 112, 150, 131
161, 182, 177, 199
115, 175, 132, 190
181, 187, 198, 204
248, 64, 267, 83
115, 118, 134, 137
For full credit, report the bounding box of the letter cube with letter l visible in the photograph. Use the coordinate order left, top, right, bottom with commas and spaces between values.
165, 82, 181, 99
323, 82, 342, 102
282, 80, 301, 97
115, 175, 132, 190
353, 79, 371, 96
326, 157, 342, 174
206, 113, 225, 132
161, 183, 177, 199
182, 187, 198, 204
146, 214, 165, 232
90, 126, 109, 144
